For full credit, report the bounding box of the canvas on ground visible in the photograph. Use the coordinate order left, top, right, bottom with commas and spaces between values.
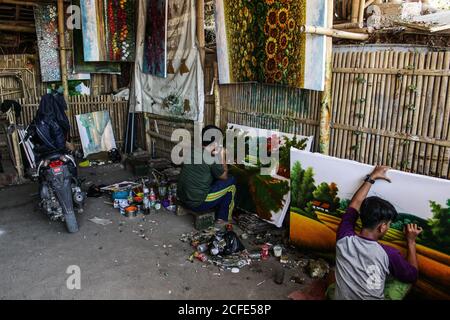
76, 111, 116, 156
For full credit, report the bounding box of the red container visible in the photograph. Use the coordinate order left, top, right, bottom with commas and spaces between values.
194, 252, 208, 262
261, 244, 270, 260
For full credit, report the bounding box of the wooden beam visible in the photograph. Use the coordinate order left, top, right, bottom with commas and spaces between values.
0, 0, 39, 6
301, 25, 369, 40
319, 0, 334, 155
0, 23, 34, 32
196, 0, 206, 70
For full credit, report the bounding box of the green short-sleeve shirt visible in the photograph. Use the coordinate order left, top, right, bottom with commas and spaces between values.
177, 148, 225, 208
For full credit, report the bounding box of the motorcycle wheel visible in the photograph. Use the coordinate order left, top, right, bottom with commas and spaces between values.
64, 210, 79, 233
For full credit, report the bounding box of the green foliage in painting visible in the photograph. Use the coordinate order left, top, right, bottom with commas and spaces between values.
339, 199, 350, 212
278, 135, 308, 175
290, 160, 316, 217
230, 164, 289, 220
420, 200, 450, 254
312, 182, 340, 212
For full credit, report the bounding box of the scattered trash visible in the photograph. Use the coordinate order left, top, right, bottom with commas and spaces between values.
307, 258, 330, 279
280, 255, 289, 264
256, 280, 266, 286
238, 214, 275, 234
88, 217, 113, 226
231, 267, 240, 273
290, 276, 306, 284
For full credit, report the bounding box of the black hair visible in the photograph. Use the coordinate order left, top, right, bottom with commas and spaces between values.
360, 196, 398, 230
202, 125, 223, 147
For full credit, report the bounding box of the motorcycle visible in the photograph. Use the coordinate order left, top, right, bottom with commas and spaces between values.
24, 93, 85, 233
35, 151, 85, 233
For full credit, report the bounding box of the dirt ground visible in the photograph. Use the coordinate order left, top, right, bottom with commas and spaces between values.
0, 163, 320, 300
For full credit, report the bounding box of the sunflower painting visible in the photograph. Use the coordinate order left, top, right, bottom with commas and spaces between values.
215, 0, 327, 91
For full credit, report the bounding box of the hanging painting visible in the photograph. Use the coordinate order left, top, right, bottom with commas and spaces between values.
132, 0, 204, 121
80, 0, 136, 62
290, 148, 450, 299
143, 0, 168, 77
215, 0, 327, 91
34, 4, 90, 82
76, 111, 117, 156
72, 0, 121, 74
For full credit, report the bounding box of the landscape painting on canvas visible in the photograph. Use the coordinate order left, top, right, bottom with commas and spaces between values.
76, 111, 116, 156
226, 124, 313, 227
215, 0, 327, 91
290, 148, 450, 299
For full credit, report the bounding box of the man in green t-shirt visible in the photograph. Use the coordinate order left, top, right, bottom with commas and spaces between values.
177, 125, 236, 223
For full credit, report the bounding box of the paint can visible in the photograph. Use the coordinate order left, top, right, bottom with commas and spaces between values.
125, 206, 138, 218
197, 243, 209, 253
194, 252, 208, 262
273, 245, 283, 258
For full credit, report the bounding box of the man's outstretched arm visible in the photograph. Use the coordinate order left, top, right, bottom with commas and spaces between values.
349, 165, 391, 211
337, 165, 391, 240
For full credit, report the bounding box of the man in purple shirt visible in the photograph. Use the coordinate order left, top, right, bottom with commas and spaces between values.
334, 165, 422, 300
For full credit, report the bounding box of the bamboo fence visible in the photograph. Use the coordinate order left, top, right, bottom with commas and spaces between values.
17, 95, 129, 148
0, 54, 119, 101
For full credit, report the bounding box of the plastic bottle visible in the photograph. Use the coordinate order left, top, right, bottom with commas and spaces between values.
149, 187, 156, 208
143, 186, 150, 209
127, 189, 133, 204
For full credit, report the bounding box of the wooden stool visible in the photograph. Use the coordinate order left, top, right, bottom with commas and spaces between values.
177, 204, 215, 230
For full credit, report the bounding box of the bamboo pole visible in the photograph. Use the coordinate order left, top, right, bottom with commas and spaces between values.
6, 111, 24, 180
0, 23, 35, 33
300, 25, 369, 40
319, 0, 334, 155
358, 0, 366, 26
57, 0, 69, 101
333, 22, 363, 30
213, 62, 221, 127
196, 0, 205, 69
351, 0, 360, 23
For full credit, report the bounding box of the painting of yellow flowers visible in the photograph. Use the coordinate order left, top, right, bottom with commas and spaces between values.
215, 0, 327, 91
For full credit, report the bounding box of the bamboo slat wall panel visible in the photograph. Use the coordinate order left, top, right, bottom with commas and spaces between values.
219, 83, 318, 150
17, 95, 129, 148
0, 54, 120, 101
330, 47, 450, 179
0, 54, 40, 100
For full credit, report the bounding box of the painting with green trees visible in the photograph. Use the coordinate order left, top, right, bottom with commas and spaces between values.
225, 124, 312, 227
290, 148, 450, 299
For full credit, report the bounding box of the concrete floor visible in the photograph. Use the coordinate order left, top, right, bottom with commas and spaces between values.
0, 164, 312, 300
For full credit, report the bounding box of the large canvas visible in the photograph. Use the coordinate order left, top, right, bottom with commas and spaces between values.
80, 0, 136, 62
34, 4, 90, 82
132, 0, 204, 121
290, 149, 450, 299
215, 0, 327, 91
226, 124, 313, 227
76, 111, 117, 156
143, 0, 168, 77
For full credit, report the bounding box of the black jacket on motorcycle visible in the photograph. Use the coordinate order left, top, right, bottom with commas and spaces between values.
28, 93, 70, 158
